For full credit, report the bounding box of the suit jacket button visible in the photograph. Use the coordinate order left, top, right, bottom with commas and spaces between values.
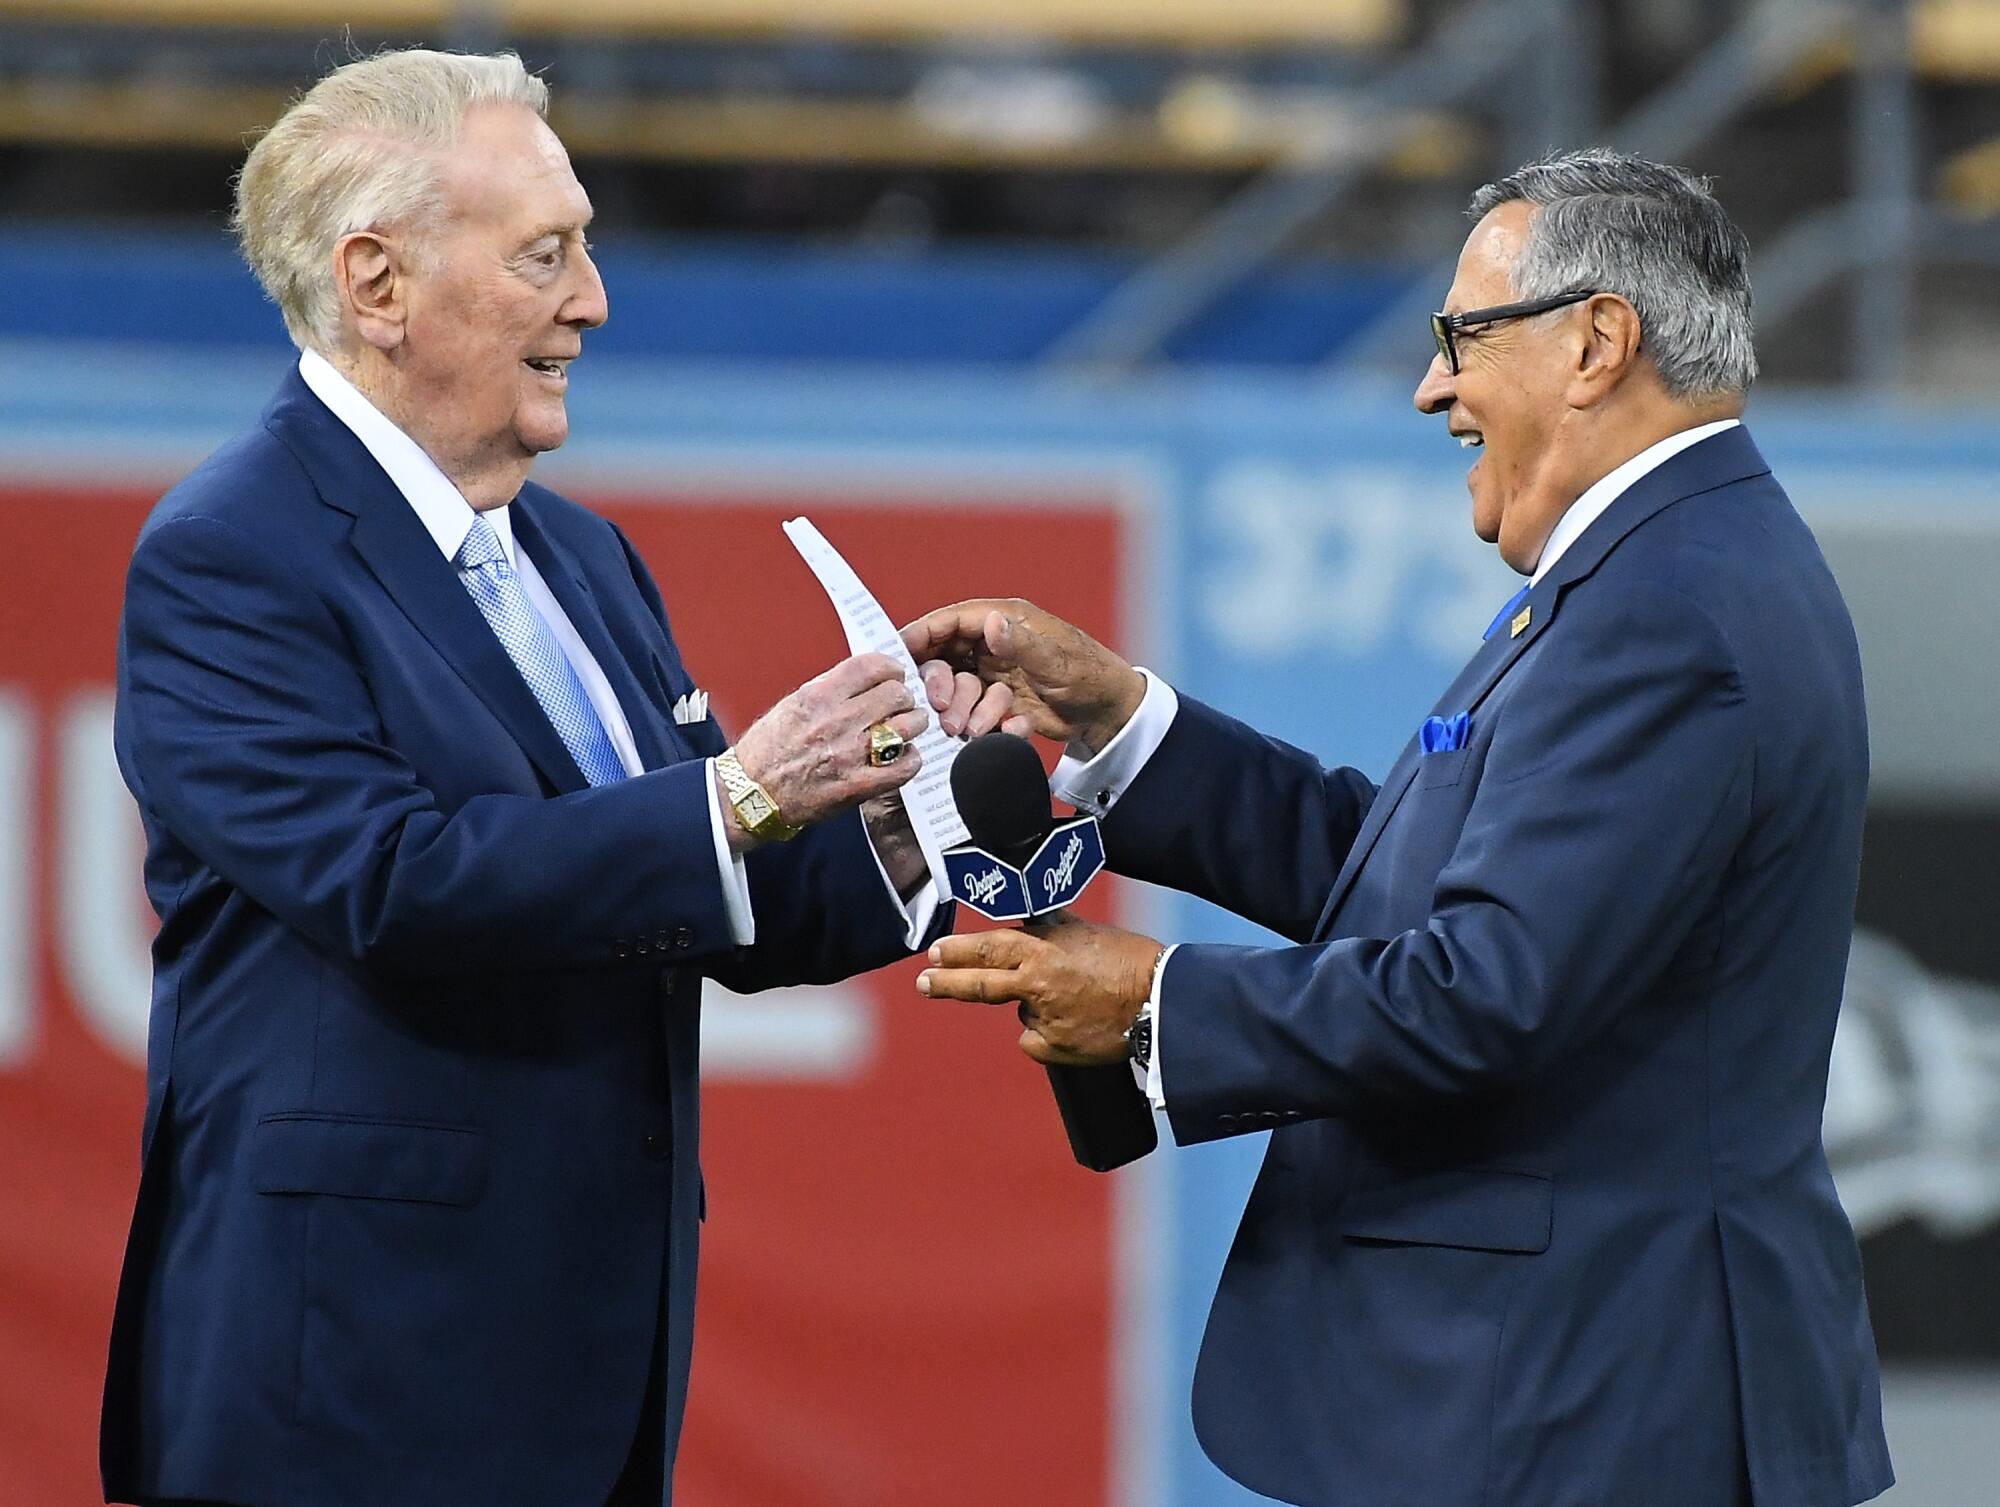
671, 926, 695, 950
612, 939, 631, 959
643, 1132, 671, 1162
633, 938, 651, 956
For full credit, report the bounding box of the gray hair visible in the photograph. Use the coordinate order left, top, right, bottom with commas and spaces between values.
1468, 148, 1757, 398
233, 48, 549, 353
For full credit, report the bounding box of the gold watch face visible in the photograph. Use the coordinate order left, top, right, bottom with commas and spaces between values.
741, 789, 775, 826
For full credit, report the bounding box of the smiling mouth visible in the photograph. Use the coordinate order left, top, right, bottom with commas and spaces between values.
523, 358, 570, 378
1455, 431, 1484, 450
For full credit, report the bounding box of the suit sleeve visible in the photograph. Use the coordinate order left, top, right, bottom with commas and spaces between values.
1098, 696, 1378, 943
1157, 580, 1754, 1144
122, 513, 880, 980
604, 523, 945, 992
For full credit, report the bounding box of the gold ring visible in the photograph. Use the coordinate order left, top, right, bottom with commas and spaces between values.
866, 721, 907, 767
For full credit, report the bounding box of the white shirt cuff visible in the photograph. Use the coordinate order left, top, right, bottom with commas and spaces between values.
704, 757, 757, 946
1137, 944, 1173, 1110
1050, 668, 1179, 818
865, 821, 943, 951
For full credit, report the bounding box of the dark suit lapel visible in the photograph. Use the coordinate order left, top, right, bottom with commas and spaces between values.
1313, 611, 1546, 934
1311, 424, 1769, 938
509, 500, 682, 771
262, 370, 588, 794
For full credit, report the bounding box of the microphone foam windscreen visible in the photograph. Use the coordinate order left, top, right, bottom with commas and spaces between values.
950, 732, 1055, 865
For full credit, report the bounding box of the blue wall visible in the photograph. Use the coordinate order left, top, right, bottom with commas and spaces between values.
1, 225, 1411, 366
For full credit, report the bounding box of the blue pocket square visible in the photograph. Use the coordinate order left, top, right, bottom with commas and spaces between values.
1420, 712, 1471, 754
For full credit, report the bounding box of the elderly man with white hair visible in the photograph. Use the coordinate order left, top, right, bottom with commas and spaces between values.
99, 48, 1004, 1507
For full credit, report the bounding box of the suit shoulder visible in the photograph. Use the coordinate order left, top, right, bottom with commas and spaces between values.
1576, 470, 1859, 721
1598, 470, 1827, 618
139, 422, 318, 552
517, 479, 620, 546
517, 479, 656, 588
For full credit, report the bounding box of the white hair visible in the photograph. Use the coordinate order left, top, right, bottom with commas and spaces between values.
233, 48, 549, 353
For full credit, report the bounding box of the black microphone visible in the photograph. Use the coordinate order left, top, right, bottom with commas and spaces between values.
948, 733, 1157, 1173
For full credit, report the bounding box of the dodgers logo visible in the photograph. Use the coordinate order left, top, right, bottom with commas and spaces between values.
1041, 834, 1084, 904
963, 866, 1010, 909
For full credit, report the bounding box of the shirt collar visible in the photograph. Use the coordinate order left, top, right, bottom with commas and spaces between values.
1529, 417, 1741, 586
297, 349, 515, 567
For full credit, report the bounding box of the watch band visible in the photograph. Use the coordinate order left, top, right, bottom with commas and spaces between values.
716, 748, 801, 841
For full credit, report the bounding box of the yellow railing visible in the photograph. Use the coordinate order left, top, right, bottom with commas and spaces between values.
0, 72, 1474, 172
1941, 135, 2000, 218
0, 0, 1405, 47
7, 2, 1996, 72
1914, 0, 2000, 79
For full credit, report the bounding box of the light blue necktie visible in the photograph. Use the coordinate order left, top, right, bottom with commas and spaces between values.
455, 513, 627, 787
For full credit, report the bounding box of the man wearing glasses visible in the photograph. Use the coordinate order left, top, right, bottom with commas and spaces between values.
911, 149, 1890, 1506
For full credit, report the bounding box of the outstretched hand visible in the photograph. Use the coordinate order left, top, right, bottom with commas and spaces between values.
903, 598, 1145, 756
917, 912, 1163, 1066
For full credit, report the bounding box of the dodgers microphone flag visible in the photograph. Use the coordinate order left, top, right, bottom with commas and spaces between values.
947, 733, 1156, 1172
945, 815, 1106, 922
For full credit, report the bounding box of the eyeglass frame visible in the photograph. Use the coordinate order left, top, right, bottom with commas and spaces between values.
1430, 289, 1600, 375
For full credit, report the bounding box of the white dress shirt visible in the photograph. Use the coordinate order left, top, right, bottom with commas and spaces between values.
1054, 417, 1742, 1110
300, 351, 933, 950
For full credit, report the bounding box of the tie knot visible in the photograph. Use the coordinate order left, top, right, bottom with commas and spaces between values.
456, 514, 508, 573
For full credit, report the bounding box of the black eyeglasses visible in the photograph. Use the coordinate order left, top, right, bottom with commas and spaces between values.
1430, 289, 1598, 375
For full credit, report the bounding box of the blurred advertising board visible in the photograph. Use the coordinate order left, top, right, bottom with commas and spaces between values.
0, 424, 1152, 1506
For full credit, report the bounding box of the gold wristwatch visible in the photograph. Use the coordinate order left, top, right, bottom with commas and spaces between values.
716, 749, 801, 841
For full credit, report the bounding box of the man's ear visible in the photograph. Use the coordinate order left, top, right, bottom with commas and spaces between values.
333, 231, 407, 353
1567, 292, 1644, 408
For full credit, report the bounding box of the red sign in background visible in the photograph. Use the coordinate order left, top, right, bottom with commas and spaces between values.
0, 478, 1131, 1506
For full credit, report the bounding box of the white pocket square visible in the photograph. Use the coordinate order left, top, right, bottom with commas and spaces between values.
671, 689, 709, 725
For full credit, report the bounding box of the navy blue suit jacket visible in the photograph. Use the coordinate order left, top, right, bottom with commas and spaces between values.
100, 369, 931, 1507
1105, 428, 1891, 1507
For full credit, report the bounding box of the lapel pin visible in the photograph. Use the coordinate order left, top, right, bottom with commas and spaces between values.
1510, 605, 1532, 639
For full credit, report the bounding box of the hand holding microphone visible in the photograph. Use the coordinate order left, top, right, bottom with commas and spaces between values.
919, 732, 1161, 1171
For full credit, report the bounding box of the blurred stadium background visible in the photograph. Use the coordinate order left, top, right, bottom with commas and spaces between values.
2, 0, 1998, 1503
